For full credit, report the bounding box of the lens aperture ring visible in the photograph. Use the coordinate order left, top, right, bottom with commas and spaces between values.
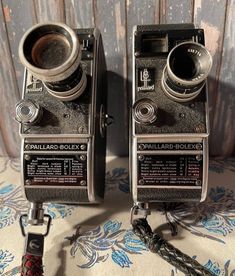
161, 66, 205, 102
45, 68, 87, 101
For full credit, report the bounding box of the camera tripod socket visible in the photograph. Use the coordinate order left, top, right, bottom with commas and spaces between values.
19, 22, 86, 101
161, 41, 212, 102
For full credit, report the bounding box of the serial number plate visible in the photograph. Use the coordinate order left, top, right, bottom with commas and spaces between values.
138, 155, 203, 186
24, 154, 87, 186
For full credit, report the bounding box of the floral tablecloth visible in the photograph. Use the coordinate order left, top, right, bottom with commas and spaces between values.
0, 157, 235, 276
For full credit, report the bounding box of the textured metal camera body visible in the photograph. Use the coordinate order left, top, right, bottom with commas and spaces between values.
131, 24, 209, 204
20, 28, 107, 204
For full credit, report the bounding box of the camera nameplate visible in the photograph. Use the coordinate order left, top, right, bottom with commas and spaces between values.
24, 154, 87, 186
137, 154, 203, 187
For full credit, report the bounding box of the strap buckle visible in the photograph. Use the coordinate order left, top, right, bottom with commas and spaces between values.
130, 203, 151, 226
19, 214, 52, 237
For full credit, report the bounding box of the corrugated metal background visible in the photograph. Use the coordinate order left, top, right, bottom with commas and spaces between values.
0, 0, 234, 157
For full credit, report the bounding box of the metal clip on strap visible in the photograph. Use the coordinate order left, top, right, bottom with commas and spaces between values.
131, 207, 213, 276
20, 214, 51, 276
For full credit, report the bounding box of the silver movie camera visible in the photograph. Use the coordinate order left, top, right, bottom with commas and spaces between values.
15, 22, 108, 222
131, 24, 212, 206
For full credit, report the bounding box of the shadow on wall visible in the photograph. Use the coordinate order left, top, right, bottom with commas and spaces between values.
106, 71, 130, 157
208, 77, 235, 157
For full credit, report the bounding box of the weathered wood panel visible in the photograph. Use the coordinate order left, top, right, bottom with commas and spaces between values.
0, 0, 234, 157
0, 1, 20, 157
65, 0, 94, 28
210, 0, 235, 156
193, 0, 228, 156
2, 0, 35, 92
0, 131, 7, 157
160, 0, 194, 23
126, 0, 160, 81
33, 0, 65, 22
95, 0, 128, 156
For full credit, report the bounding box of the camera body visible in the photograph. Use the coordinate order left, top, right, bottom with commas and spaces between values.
16, 24, 107, 204
131, 24, 212, 204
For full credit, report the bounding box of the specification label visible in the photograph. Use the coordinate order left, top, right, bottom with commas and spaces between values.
138, 155, 203, 186
24, 155, 87, 185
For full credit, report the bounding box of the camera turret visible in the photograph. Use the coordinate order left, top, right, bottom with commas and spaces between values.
18, 22, 86, 101
161, 41, 212, 102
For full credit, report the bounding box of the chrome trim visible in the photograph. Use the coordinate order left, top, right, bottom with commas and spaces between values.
132, 137, 138, 203
137, 150, 203, 155
25, 186, 87, 189
136, 137, 204, 143
201, 137, 209, 202
137, 186, 202, 189
133, 133, 209, 138
24, 151, 87, 154
20, 139, 27, 200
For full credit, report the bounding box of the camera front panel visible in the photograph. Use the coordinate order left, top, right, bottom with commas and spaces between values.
131, 24, 210, 204
17, 26, 107, 204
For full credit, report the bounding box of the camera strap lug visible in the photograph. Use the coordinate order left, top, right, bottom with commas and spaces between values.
130, 204, 151, 225
130, 206, 213, 276
105, 114, 114, 126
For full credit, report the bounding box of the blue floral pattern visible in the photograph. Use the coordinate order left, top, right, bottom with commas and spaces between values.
0, 183, 28, 229
70, 220, 147, 268
167, 186, 235, 243
0, 250, 14, 274
106, 168, 129, 193
172, 258, 234, 276
0, 183, 76, 229
45, 203, 75, 219
204, 259, 231, 276
1, 158, 235, 275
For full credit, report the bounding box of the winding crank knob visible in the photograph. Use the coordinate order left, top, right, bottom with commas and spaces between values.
133, 98, 158, 125
15, 99, 42, 125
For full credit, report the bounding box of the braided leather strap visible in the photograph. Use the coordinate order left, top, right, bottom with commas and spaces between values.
132, 218, 213, 276
21, 254, 43, 276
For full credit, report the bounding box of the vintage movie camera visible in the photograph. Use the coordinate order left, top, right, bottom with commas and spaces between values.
131, 24, 212, 206
15, 22, 108, 223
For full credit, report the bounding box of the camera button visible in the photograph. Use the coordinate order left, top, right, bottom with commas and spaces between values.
15, 100, 42, 125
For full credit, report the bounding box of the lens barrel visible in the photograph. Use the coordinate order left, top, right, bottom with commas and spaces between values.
161, 42, 212, 102
19, 22, 86, 101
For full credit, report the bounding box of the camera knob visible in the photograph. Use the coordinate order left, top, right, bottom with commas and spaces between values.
15, 100, 42, 125
133, 98, 158, 125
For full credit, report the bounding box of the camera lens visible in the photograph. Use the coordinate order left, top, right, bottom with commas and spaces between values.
161, 42, 212, 102
19, 22, 86, 101
133, 98, 158, 125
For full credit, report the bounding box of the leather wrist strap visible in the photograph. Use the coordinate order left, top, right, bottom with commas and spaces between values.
132, 218, 213, 276
21, 254, 43, 276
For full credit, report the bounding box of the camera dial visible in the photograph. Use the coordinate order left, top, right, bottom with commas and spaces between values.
15, 100, 42, 125
133, 98, 158, 125
18, 22, 86, 101
161, 41, 212, 102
